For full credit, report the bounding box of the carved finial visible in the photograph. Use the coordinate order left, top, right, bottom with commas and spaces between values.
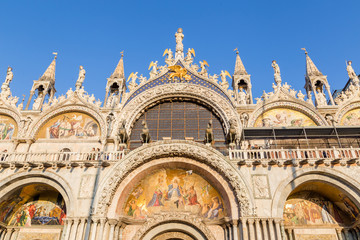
302, 48, 323, 77
234, 48, 247, 75
39, 53, 57, 82
111, 52, 125, 79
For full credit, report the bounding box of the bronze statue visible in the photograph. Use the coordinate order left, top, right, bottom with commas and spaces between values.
117, 120, 128, 145
204, 120, 213, 144
228, 120, 237, 145
140, 120, 151, 144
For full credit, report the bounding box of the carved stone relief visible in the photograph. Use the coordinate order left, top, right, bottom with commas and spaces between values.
252, 174, 271, 199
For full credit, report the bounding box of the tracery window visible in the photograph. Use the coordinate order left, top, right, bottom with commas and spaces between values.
129, 100, 226, 152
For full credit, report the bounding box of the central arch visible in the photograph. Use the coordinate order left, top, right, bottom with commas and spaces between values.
95, 140, 254, 217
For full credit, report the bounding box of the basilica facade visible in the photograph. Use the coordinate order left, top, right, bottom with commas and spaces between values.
0, 29, 360, 240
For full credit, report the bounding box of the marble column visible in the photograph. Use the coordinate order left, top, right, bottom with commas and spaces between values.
261, 219, 269, 240
76, 218, 86, 240
89, 218, 98, 240
222, 224, 228, 240
102, 222, 110, 239
336, 229, 344, 240
0, 229, 4, 240
232, 220, 240, 240
247, 219, 255, 240
108, 219, 117, 240
275, 220, 282, 240
69, 218, 79, 240
286, 228, 293, 240
280, 221, 286, 240
64, 219, 72, 240
97, 218, 106, 240
354, 228, 360, 240
267, 219, 275, 240
10, 228, 19, 240
113, 224, 120, 240
344, 229, 351, 240
255, 219, 263, 240
3, 229, 12, 240
241, 218, 248, 240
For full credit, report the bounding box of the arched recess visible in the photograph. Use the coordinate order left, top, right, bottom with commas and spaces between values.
249, 101, 327, 127
136, 221, 214, 240
94, 140, 254, 217
271, 167, 360, 219
0, 171, 75, 217
0, 107, 21, 140
335, 101, 360, 126
29, 105, 107, 140
116, 83, 241, 138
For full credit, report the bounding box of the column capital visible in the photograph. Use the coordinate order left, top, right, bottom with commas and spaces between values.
247, 218, 254, 224
108, 219, 118, 226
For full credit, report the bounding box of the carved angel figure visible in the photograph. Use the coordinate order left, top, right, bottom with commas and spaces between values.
149, 61, 158, 79
185, 48, 195, 61
75, 66, 86, 90
138, 74, 147, 85
219, 70, 231, 89
163, 49, 173, 60
199, 60, 209, 75
4, 67, 13, 87
127, 72, 138, 91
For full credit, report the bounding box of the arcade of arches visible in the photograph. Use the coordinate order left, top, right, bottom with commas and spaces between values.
1, 29, 360, 240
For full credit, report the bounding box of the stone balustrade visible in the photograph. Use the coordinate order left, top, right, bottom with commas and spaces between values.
0, 150, 127, 169
229, 147, 360, 166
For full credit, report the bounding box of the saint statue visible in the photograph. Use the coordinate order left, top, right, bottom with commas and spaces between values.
346, 61, 359, 86
238, 88, 247, 105
316, 88, 327, 106
175, 28, 184, 54
2, 67, 13, 94
75, 66, 86, 90
272, 60, 281, 85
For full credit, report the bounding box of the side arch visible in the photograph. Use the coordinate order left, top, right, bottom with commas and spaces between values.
335, 101, 360, 125
28, 104, 107, 140
271, 167, 360, 219
248, 100, 327, 127
0, 170, 76, 215
94, 140, 254, 217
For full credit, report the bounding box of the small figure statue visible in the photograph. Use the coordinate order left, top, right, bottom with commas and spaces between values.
127, 72, 138, 91
219, 70, 231, 89
199, 60, 209, 75
149, 61, 158, 79
175, 28, 184, 57
75, 66, 86, 90
316, 88, 327, 106
204, 120, 213, 145
138, 74, 147, 85
88, 94, 95, 104
209, 74, 218, 82
185, 48, 195, 63
2, 67, 13, 90
325, 114, 335, 126
163, 49, 173, 60
272, 60, 281, 85
238, 88, 247, 105
227, 119, 237, 146
140, 120, 151, 144
297, 90, 305, 101
32, 92, 43, 110
117, 120, 129, 146
346, 61, 359, 86
66, 88, 74, 98
106, 113, 115, 137
240, 113, 249, 128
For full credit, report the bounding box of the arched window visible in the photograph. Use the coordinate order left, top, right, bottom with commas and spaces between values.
129, 100, 226, 152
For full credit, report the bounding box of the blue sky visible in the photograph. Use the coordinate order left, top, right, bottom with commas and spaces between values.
0, 0, 359, 102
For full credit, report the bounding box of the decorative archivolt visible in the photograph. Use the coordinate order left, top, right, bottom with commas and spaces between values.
115, 83, 241, 138
249, 101, 327, 127
335, 101, 360, 125
29, 104, 107, 140
0, 107, 21, 128
94, 140, 253, 217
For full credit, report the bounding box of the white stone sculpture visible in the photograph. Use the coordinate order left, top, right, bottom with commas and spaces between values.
316, 89, 327, 106
347, 61, 359, 86
128, 72, 138, 91
199, 60, 209, 76
238, 88, 247, 105
149, 61, 158, 79
272, 60, 281, 85
219, 70, 230, 90
175, 28, 184, 57
2, 67, 13, 91
138, 74, 147, 85
75, 66, 86, 90
32, 92, 43, 110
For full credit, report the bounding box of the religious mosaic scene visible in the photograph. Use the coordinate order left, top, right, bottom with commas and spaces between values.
0, 29, 360, 240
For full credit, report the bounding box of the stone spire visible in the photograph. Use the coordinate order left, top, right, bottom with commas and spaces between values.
39, 52, 57, 82
234, 50, 247, 75
111, 52, 125, 79
303, 48, 323, 77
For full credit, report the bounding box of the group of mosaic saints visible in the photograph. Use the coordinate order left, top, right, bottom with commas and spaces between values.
115, 118, 238, 148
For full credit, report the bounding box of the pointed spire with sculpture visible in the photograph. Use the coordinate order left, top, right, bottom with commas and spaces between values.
104, 51, 127, 108
302, 48, 334, 107
25, 52, 57, 110
232, 48, 252, 105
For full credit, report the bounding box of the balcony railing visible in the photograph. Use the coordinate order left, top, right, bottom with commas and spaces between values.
0, 151, 127, 168
229, 147, 360, 165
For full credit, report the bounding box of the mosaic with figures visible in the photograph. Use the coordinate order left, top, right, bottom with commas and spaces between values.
122, 169, 226, 220
0, 114, 16, 140
37, 112, 100, 139
254, 108, 316, 127
340, 108, 360, 126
